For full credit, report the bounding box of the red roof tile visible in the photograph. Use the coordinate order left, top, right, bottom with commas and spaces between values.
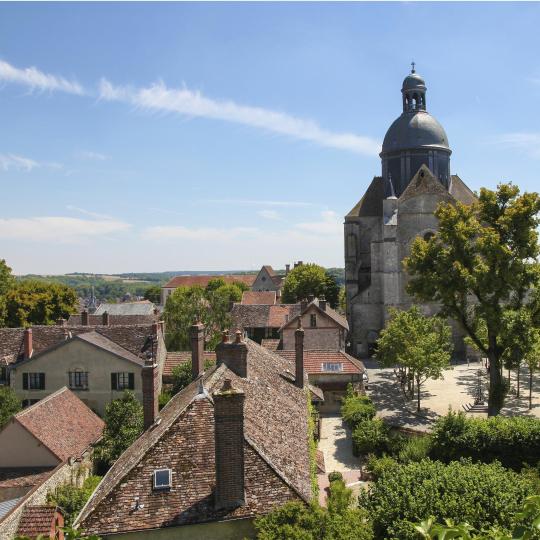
241, 291, 276, 305
163, 274, 256, 289
17, 505, 58, 537
276, 350, 365, 375
163, 351, 216, 377
14, 387, 104, 461
261, 339, 280, 351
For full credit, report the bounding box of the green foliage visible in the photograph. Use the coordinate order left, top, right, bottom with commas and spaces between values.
340, 387, 376, 429
46, 475, 101, 526
158, 391, 172, 409
404, 184, 540, 416
352, 418, 389, 456
376, 306, 452, 411
0, 385, 21, 429
338, 286, 346, 314
143, 285, 161, 304
94, 391, 143, 468
398, 435, 432, 464
170, 358, 214, 396
328, 471, 344, 483
430, 411, 540, 470
365, 454, 399, 480
307, 398, 319, 499
360, 458, 536, 540
0, 259, 14, 326
4, 279, 78, 327
281, 263, 340, 308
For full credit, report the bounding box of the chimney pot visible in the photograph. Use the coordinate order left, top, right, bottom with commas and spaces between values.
216, 339, 248, 378
300, 298, 308, 312
308, 294, 315, 303
23, 328, 33, 360
222, 330, 229, 343
56, 318, 66, 327
81, 310, 89, 326
319, 295, 327, 311
191, 322, 205, 379
295, 323, 305, 388
235, 330, 242, 343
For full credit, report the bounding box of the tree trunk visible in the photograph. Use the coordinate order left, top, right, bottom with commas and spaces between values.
516, 365, 520, 398
530, 370, 533, 410
487, 348, 503, 416
417, 376, 421, 412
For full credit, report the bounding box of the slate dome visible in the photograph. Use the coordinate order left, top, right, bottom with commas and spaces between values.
402, 72, 426, 91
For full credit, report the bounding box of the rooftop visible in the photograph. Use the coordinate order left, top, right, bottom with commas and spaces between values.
17, 505, 59, 538
240, 290, 277, 305
163, 274, 256, 289
276, 349, 365, 375
94, 301, 156, 316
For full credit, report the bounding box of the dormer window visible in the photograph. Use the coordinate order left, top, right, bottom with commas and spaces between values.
153, 469, 172, 490
322, 362, 343, 372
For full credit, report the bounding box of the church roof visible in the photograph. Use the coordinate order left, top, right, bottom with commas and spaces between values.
346, 176, 385, 217
399, 164, 454, 203
449, 174, 477, 205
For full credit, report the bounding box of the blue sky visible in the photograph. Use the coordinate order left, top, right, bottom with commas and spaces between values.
1, 2, 539, 275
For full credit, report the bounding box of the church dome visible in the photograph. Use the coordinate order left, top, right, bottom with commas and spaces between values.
382, 111, 449, 153
402, 72, 426, 91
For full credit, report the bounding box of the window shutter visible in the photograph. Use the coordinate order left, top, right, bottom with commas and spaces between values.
40, 373, 45, 390
111, 373, 117, 390
23, 373, 28, 390
128, 373, 135, 390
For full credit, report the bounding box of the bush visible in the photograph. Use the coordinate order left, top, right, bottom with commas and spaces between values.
352, 418, 389, 456
430, 411, 540, 470
328, 471, 344, 483
360, 458, 536, 540
398, 435, 431, 463
365, 454, 399, 480
341, 389, 376, 429
0, 386, 21, 429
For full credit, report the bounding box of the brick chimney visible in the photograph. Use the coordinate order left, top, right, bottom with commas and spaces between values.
285, 264, 290, 275
307, 294, 315, 304
216, 330, 248, 378
23, 328, 33, 360
191, 321, 205, 379
102, 311, 110, 326
319, 295, 327, 312
141, 357, 159, 430
295, 321, 305, 388
56, 318, 66, 327
81, 310, 89, 326
300, 298, 308, 312
213, 378, 245, 509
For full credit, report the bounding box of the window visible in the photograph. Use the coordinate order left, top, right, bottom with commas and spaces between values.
68, 371, 89, 390
322, 363, 343, 372
23, 372, 45, 390
153, 468, 172, 490
111, 372, 135, 391
310, 314, 317, 328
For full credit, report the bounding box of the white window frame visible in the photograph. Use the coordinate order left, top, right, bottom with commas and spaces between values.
322, 362, 343, 372
153, 468, 172, 490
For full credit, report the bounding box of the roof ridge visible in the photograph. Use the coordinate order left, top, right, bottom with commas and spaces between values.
14, 386, 69, 419
81, 330, 143, 361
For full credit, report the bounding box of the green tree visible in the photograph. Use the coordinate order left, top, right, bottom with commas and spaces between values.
0, 259, 15, 326
376, 306, 452, 411
94, 391, 143, 468
282, 263, 340, 307
360, 459, 536, 540
171, 358, 215, 395
0, 386, 21, 429
404, 184, 540, 416
143, 285, 161, 304
4, 280, 78, 327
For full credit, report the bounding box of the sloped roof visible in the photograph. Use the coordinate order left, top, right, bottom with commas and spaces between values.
449, 174, 477, 205
241, 291, 277, 305
163, 274, 256, 289
12, 387, 104, 462
77, 340, 311, 533
277, 350, 364, 375
261, 265, 276, 277
0, 468, 55, 490
231, 304, 301, 329
163, 351, 216, 378
261, 339, 281, 351
75, 332, 144, 366
67, 313, 157, 326
346, 176, 385, 218
94, 301, 155, 316
281, 299, 349, 332
399, 164, 453, 203
17, 505, 58, 537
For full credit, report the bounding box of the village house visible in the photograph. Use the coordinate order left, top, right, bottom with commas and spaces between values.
1, 322, 166, 415
75, 328, 313, 539
0, 388, 104, 539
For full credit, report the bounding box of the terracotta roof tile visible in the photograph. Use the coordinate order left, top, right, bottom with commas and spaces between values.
163, 274, 256, 289
241, 291, 276, 305
163, 351, 216, 377
0, 468, 55, 489
276, 350, 365, 375
13, 387, 104, 461
260, 339, 280, 351
17, 505, 58, 537
67, 313, 157, 326
231, 304, 300, 329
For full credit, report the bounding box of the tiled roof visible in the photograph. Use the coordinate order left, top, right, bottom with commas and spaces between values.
231, 304, 301, 329
0, 324, 155, 366
76, 332, 144, 366
276, 350, 365, 375
399, 165, 453, 203
261, 339, 280, 351
241, 291, 276, 305
281, 300, 349, 332
163, 274, 256, 289
13, 387, 104, 461
94, 301, 155, 316
0, 468, 55, 489
163, 351, 216, 378
346, 176, 385, 218
261, 265, 276, 277
77, 340, 311, 534
67, 313, 157, 326
449, 174, 477, 205
17, 505, 58, 537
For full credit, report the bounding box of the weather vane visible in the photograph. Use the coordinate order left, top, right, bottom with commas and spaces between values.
411, 61, 416, 73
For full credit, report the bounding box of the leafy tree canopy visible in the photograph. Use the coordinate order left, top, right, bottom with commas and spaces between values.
143, 285, 161, 304
0, 386, 21, 429
94, 391, 143, 468
376, 306, 452, 411
170, 358, 215, 395
404, 184, 540, 415
281, 263, 339, 307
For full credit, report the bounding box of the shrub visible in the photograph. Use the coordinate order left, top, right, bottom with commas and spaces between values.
398, 435, 431, 463
359, 458, 536, 540
341, 389, 376, 429
430, 411, 540, 470
352, 418, 389, 456
328, 471, 344, 483
0, 386, 21, 429
365, 454, 399, 480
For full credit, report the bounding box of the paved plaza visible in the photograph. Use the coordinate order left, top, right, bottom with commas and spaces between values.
363, 358, 540, 431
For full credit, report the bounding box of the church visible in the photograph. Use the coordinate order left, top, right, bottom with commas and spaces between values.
344, 66, 477, 358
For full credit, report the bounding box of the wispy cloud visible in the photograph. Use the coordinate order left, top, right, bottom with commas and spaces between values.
0, 154, 39, 172
258, 209, 281, 221
0, 216, 131, 243
66, 205, 114, 220
296, 210, 342, 236
142, 225, 258, 241
77, 150, 108, 161
99, 79, 381, 156
496, 132, 540, 159
0, 59, 85, 95
201, 198, 313, 207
